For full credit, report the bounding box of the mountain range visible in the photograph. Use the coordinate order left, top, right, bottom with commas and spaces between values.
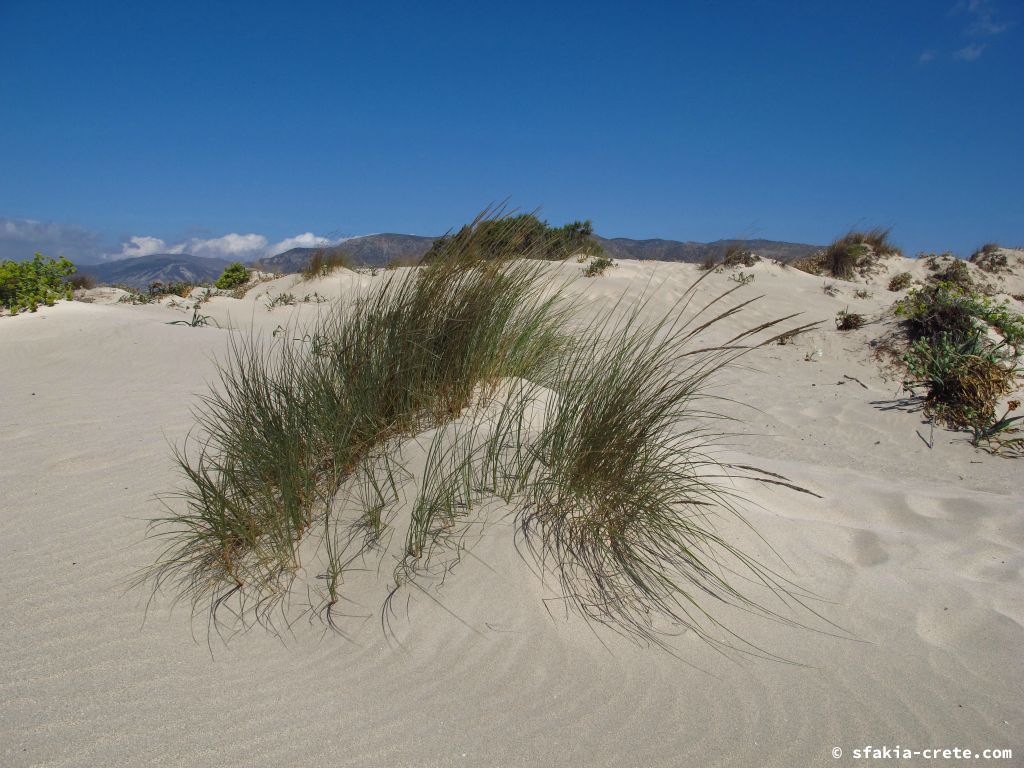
80, 234, 821, 288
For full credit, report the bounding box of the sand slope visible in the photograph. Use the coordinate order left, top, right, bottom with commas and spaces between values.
1, 260, 1021, 766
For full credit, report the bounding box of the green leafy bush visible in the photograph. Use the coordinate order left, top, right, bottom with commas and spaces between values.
214, 262, 251, 290
903, 333, 1018, 443
583, 255, 615, 277
898, 280, 1024, 449
897, 282, 1024, 351
0, 253, 76, 314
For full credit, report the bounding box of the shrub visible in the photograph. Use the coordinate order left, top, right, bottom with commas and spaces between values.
302, 249, 353, 279
896, 282, 1024, 351
66, 272, 96, 290
794, 228, 900, 279
423, 211, 602, 263
721, 245, 759, 268
903, 334, 1019, 443
898, 280, 1024, 449
699, 255, 717, 271
835, 309, 865, 330
888, 272, 913, 292
0, 253, 76, 314
969, 242, 1007, 272
583, 255, 615, 277
214, 262, 251, 290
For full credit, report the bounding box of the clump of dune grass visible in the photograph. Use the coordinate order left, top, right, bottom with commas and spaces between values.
302, 249, 354, 280
794, 228, 900, 279
141, 210, 828, 655
835, 308, 865, 331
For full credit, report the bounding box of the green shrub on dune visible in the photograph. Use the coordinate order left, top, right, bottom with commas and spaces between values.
0, 253, 76, 314
214, 262, 250, 290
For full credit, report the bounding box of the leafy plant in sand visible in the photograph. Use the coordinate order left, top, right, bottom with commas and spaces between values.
0, 253, 76, 314
214, 262, 251, 290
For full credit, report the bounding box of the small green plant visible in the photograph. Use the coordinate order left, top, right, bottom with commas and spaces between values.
583, 255, 616, 277
167, 306, 216, 328
301, 292, 328, 303
266, 292, 297, 309
730, 270, 755, 285
214, 262, 251, 290
835, 308, 865, 330
0, 253, 76, 314
117, 286, 154, 304
888, 272, 913, 292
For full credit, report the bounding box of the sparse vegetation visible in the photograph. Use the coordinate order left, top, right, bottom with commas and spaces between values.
140, 211, 821, 654
423, 212, 602, 263
969, 243, 1009, 275
730, 271, 755, 285
583, 255, 615, 277
854, 288, 872, 299
167, 307, 216, 328
794, 228, 900, 279
265, 292, 298, 309
835, 308, 866, 331
302, 249, 353, 279
897, 280, 1024, 451
214, 262, 251, 290
721, 245, 760, 268
888, 272, 913, 292
0, 253, 76, 314
823, 282, 839, 297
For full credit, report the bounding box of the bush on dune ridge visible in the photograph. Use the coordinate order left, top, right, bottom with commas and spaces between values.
794, 228, 901, 280
0, 253, 76, 314
140, 209, 827, 656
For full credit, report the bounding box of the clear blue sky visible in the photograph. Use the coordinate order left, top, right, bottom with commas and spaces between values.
1, 0, 1021, 262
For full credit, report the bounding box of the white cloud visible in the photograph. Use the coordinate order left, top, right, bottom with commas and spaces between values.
953, 0, 1010, 35
953, 42, 987, 60
268, 232, 341, 254
108, 231, 348, 261
116, 235, 167, 259
918, 50, 937, 63
0, 217, 104, 262
169, 233, 269, 259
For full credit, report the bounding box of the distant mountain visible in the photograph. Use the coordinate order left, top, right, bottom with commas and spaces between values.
252, 233, 437, 273
80, 253, 233, 289
78, 235, 822, 287
594, 236, 820, 264
252, 233, 821, 274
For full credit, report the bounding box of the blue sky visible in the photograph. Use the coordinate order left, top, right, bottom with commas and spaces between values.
1, 0, 1021, 262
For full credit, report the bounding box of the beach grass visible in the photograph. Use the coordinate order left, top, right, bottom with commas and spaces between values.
141, 210, 824, 653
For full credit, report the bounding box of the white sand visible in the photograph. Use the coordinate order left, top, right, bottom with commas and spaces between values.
2, 257, 1021, 766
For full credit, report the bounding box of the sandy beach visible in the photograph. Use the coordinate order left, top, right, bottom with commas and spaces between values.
2, 256, 1022, 767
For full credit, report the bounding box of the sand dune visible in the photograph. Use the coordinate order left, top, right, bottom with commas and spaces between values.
1, 257, 1021, 766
